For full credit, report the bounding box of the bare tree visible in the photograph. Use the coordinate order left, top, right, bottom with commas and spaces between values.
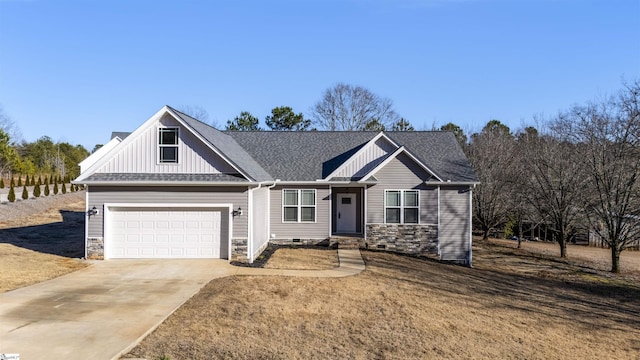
467, 121, 516, 240
177, 105, 219, 129
555, 79, 640, 272
311, 83, 400, 130
520, 132, 588, 258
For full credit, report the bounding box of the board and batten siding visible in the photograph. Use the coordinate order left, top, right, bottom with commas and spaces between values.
96, 114, 236, 174
269, 185, 330, 239
251, 186, 269, 258
439, 186, 471, 261
366, 153, 437, 224
333, 137, 397, 179
87, 186, 248, 238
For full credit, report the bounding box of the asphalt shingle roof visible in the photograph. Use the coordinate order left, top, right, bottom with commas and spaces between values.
168, 107, 273, 182
84, 173, 248, 183
226, 131, 478, 182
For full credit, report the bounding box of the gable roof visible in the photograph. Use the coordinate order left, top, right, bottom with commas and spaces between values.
227, 131, 477, 182
167, 107, 272, 182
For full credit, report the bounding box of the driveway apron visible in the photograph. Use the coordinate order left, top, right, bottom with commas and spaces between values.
0, 259, 236, 360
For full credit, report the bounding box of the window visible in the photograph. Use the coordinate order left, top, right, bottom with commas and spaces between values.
385, 190, 419, 224
283, 189, 316, 222
158, 127, 179, 163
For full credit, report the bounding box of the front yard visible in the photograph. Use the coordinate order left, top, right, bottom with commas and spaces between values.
125, 239, 640, 360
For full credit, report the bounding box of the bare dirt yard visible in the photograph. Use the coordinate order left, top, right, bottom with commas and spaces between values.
0, 191, 87, 292
125, 238, 640, 360
263, 247, 338, 270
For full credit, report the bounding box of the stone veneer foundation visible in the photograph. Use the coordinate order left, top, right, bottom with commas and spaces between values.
87, 237, 104, 260
365, 224, 438, 255
230, 237, 249, 262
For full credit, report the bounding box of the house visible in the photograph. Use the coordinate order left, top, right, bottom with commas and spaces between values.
74, 106, 479, 265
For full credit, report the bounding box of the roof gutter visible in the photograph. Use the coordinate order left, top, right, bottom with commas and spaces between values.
72, 181, 257, 186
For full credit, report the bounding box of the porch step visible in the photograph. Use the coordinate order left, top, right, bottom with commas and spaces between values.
330, 236, 362, 249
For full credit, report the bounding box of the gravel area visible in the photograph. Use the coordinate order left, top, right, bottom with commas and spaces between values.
0, 191, 85, 224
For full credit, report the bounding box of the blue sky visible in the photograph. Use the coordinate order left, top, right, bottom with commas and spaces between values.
1, 0, 638, 150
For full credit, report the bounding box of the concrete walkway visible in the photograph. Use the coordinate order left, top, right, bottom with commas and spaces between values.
0, 249, 364, 360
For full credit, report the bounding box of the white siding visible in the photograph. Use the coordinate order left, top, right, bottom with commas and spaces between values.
333, 137, 396, 179
439, 187, 471, 261
96, 114, 236, 174
366, 153, 437, 224
269, 185, 330, 239
87, 186, 248, 238
251, 186, 269, 258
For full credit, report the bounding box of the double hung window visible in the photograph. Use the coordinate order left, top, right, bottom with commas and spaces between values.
283, 189, 316, 222
385, 190, 419, 224
158, 127, 179, 163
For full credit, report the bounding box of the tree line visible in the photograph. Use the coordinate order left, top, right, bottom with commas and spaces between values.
465, 79, 639, 273
0, 105, 89, 181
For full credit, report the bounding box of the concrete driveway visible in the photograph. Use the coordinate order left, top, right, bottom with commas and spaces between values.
0, 259, 236, 360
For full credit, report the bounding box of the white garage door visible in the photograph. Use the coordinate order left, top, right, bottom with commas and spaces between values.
108, 207, 227, 259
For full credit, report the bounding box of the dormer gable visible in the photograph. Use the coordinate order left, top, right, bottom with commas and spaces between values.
325, 132, 399, 181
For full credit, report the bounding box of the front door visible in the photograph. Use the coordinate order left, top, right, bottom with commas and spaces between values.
336, 193, 356, 233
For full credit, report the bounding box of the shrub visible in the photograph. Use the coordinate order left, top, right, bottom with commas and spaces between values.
33, 183, 41, 197
17, 177, 22, 187
10, 177, 15, 187
0, 178, 4, 189
44, 183, 50, 196
61, 183, 67, 194
37, 176, 42, 185
70, 183, 76, 192
25, 174, 30, 186
53, 180, 59, 195
30, 176, 35, 186
8, 184, 15, 202
22, 185, 29, 200
44, 176, 49, 185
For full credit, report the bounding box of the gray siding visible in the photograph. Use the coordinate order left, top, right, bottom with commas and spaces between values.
87, 186, 248, 238
439, 186, 471, 262
251, 186, 269, 259
270, 185, 330, 239
333, 137, 396, 179
366, 153, 438, 224
96, 114, 236, 174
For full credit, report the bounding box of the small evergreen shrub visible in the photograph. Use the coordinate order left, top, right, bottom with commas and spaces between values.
25, 174, 30, 186
8, 184, 15, 202
30, 176, 35, 186
44, 176, 49, 185
44, 183, 50, 196
61, 183, 67, 194
70, 183, 76, 192
53, 181, 59, 195
0, 178, 4, 189
22, 185, 29, 200
33, 183, 41, 197
17, 177, 22, 187
10, 177, 15, 187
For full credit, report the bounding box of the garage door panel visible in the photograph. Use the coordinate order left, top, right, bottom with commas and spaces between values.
108, 207, 227, 259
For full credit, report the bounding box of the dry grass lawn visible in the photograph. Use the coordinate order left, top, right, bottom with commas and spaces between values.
264, 247, 339, 270
0, 195, 87, 292
125, 239, 640, 360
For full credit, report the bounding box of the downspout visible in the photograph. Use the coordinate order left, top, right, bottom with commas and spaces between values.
84, 185, 89, 260
248, 183, 262, 263
468, 184, 476, 267
266, 182, 278, 246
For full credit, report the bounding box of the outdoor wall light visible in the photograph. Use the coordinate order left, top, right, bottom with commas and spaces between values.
87, 206, 99, 217
232, 207, 243, 217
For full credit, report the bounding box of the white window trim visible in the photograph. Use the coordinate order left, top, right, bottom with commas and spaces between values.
384, 189, 420, 224
282, 189, 317, 223
158, 126, 179, 164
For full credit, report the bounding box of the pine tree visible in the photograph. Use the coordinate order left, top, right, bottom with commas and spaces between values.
17, 177, 22, 187
53, 180, 59, 195
44, 176, 49, 185
30, 176, 35, 186
37, 176, 42, 185
22, 185, 28, 200
33, 182, 41, 197
8, 184, 16, 202
44, 183, 50, 196
61, 183, 67, 194
25, 174, 30, 186
10, 177, 15, 188
0, 178, 4, 189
